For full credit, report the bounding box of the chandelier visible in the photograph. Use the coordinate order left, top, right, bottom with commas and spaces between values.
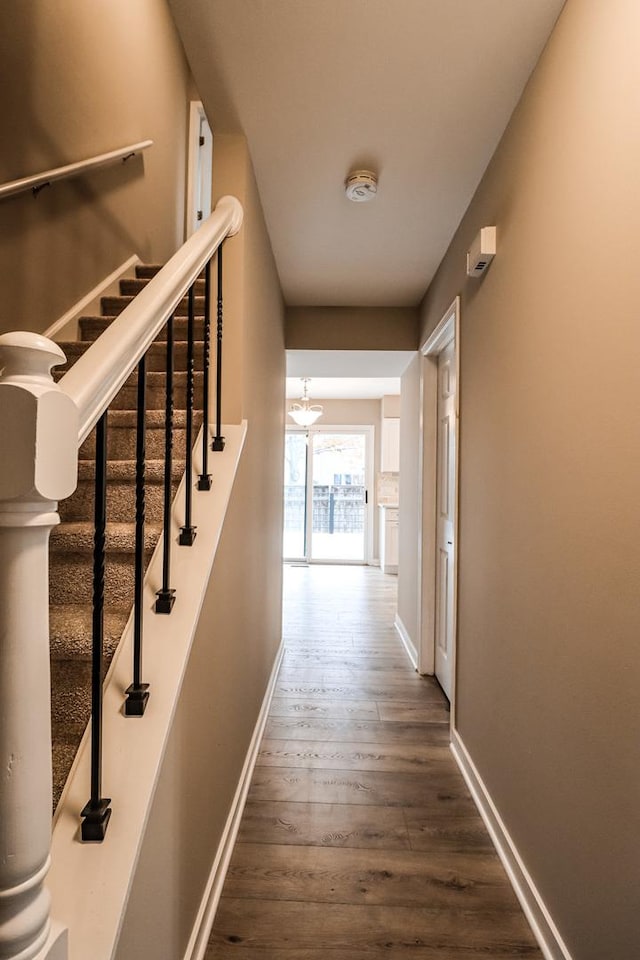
287, 377, 323, 427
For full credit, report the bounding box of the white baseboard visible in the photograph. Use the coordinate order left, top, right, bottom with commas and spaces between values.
450, 730, 573, 960
183, 639, 285, 960
44, 254, 140, 341
394, 613, 418, 671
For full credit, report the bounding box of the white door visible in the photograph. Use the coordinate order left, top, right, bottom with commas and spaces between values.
435, 338, 456, 698
186, 102, 213, 237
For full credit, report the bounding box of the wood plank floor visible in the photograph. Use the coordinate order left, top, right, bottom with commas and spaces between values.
207, 564, 541, 959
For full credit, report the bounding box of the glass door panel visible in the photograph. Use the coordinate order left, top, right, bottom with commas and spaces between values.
310, 432, 366, 562
283, 431, 308, 559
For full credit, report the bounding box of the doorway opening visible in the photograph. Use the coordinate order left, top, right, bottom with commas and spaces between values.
283, 426, 373, 564
185, 101, 213, 238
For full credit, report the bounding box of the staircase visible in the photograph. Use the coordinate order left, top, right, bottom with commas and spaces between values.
50, 266, 205, 809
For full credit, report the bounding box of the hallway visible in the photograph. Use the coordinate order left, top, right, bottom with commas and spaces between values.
207, 565, 541, 958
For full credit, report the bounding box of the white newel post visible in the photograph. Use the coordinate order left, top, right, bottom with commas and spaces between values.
0, 333, 78, 960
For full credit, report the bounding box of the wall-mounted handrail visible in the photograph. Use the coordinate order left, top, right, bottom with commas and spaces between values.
0, 140, 153, 201
60, 194, 243, 445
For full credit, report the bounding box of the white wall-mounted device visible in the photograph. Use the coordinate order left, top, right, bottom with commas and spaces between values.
466, 226, 496, 277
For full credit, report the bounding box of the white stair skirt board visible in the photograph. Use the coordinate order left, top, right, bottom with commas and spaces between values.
44, 255, 140, 341
450, 730, 573, 960
394, 613, 418, 671
48, 422, 247, 960
183, 639, 285, 960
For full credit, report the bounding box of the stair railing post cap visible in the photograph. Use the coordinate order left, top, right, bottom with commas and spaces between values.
0, 331, 67, 386
0, 331, 78, 502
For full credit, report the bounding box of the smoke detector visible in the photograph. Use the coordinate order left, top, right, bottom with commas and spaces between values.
345, 170, 378, 202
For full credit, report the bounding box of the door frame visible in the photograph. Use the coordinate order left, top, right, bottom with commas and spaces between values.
284, 424, 374, 565
418, 296, 460, 720
185, 101, 213, 239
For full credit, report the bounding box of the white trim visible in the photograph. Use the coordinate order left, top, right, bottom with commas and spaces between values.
44, 255, 140, 341
418, 296, 460, 722
451, 730, 573, 960
394, 613, 418, 671
183, 640, 285, 960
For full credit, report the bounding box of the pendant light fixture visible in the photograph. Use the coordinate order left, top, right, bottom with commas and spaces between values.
287, 377, 323, 427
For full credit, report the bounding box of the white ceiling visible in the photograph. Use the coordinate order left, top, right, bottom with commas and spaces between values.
170, 0, 566, 307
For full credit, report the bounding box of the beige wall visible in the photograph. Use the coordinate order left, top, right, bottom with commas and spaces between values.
0, 0, 193, 334
414, 1, 640, 956
382, 394, 401, 418
286, 306, 418, 349
114, 138, 285, 959
397, 355, 420, 646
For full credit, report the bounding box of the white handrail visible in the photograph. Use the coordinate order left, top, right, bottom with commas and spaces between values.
0, 140, 153, 201
59, 195, 243, 445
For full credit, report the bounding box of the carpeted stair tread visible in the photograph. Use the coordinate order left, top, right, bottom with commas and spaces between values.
51, 661, 97, 728
49, 604, 129, 660
52, 723, 87, 811
50, 521, 162, 553
120, 277, 205, 296
101, 295, 205, 317
94, 408, 201, 430
52, 370, 204, 409
57, 339, 205, 373
77, 458, 186, 480
79, 315, 205, 342
79, 422, 196, 461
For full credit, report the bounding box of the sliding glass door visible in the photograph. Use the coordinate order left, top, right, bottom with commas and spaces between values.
283, 431, 308, 559
283, 426, 371, 563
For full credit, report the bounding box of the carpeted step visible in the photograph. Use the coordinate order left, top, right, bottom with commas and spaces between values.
53, 368, 205, 409
60, 458, 186, 523
78, 314, 206, 343
101, 295, 206, 318
78, 408, 202, 460
49, 522, 162, 604
50, 604, 130, 660
52, 721, 86, 810
120, 277, 206, 297
111, 371, 204, 410
57, 339, 205, 374
51, 661, 95, 729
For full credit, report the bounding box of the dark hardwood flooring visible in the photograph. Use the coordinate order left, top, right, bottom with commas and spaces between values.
207, 564, 541, 958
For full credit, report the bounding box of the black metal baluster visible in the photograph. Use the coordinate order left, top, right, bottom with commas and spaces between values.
81, 411, 112, 841
155, 316, 176, 613
125, 355, 150, 715
211, 243, 225, 451
198, 259, 212, 490
180, 285, 197, 545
